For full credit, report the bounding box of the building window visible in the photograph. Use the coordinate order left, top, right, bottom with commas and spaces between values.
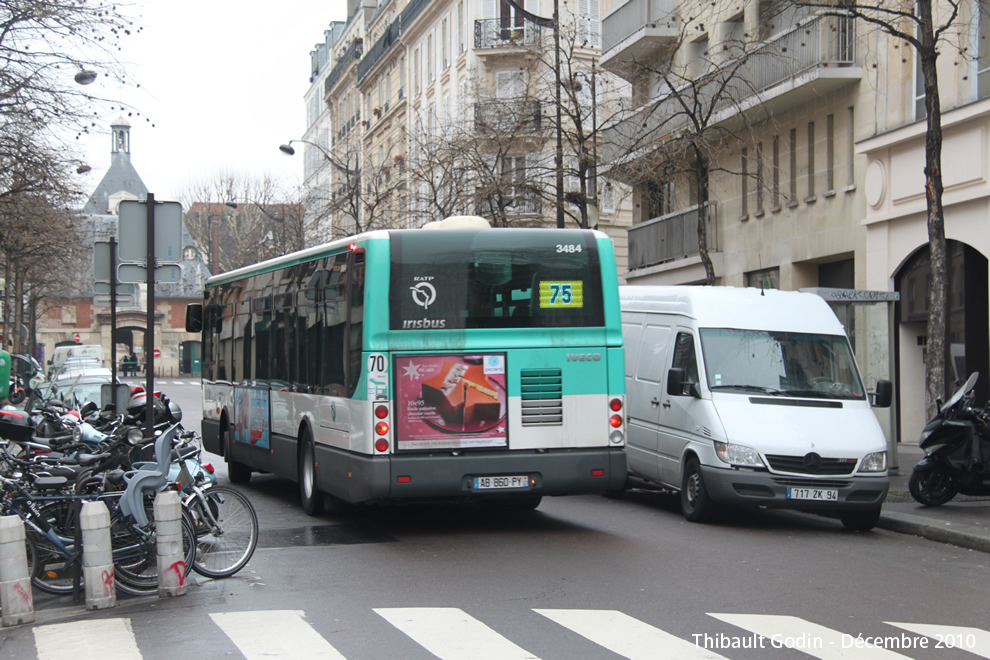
788, 128, 797, 206
825, 114, 834, 194
805, 121, 816, 201
746, 267, 779, 290
980, 2, 990, 99
846, 106, 856, 188
772, 135, 780, 210
756, 141, 764, 215
740, 147, 749, 219
645, 180, 672, 218
602, 181, 615, 213
914, 48, 926, 120
442, 17, 449, 69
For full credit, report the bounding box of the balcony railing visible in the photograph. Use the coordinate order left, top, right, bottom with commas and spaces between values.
604, 14, 855, 163
602, 0, 676, 53
474, 100, 542, 133
474, 18, 543, 49
627, 202, 717, 270
325, 38, 363, 96
358, 19, 401, 82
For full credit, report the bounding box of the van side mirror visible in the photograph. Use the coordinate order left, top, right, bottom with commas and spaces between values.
185, 303, 203, 333
872, 379, 892, 408
667, 367, 701, 398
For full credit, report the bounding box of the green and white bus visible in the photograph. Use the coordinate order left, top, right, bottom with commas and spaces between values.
186, 222, 626, 514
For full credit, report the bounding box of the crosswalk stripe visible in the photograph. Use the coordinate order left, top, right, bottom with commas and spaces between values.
886, 623, 990, 658
709, 613, 912, 659
535, 609, 728, 660
210, 610, 347, 659
375, 607, 539, 660
34, 618, 141, 660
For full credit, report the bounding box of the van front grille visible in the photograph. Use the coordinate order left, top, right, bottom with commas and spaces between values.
766, 454, 858, 475
520, 369, 562, 427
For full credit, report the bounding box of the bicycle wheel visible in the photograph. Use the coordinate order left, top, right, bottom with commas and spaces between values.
113, 508, 196, 597
29, 501, 78, 595
189, 485, 259, 578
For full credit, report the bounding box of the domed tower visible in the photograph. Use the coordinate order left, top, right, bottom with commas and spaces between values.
81, 116, 149, 216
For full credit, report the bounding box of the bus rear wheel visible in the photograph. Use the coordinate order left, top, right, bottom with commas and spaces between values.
223, 421, 251, 484
299, 432, 325, 516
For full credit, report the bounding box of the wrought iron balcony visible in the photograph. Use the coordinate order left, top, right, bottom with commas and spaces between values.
604, 14, 857, 164
474, 100, 542, 133
474, 18, 543, 50
325, 39, 363, 96
627, 202, 717, 270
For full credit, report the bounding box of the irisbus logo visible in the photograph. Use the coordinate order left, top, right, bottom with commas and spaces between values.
403, 319, 447, 329
567, 353, 601, 362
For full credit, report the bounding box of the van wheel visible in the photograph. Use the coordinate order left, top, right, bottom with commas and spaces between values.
681, 457, 714, 523
299, 432, 325, 516
840, 507, 881, 531
223, 421, 251, 484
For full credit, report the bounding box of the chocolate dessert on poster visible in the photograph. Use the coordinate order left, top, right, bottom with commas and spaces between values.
422, 360, 501, 426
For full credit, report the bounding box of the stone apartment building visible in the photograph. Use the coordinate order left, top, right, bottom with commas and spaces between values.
300, 0, 633, 272
600, 0, 990, 443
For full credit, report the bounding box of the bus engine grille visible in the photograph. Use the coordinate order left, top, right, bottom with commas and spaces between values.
520, 369, 563, 426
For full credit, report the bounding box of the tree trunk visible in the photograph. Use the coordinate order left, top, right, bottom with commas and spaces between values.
918, 0, 948, 417
693, 147, 716, 284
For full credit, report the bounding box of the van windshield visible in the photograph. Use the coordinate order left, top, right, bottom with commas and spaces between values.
699, 328, 866, 400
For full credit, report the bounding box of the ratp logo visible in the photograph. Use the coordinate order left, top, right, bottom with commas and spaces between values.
410, 282, 437, 310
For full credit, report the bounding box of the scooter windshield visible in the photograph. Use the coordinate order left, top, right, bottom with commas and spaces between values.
941, 372, 979, 413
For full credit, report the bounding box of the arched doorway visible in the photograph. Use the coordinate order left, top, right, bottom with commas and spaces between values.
894, 240, 989, 438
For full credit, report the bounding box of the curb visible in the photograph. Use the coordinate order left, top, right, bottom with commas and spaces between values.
878, 511, 990, 554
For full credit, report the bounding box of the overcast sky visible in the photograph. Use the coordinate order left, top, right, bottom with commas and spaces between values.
75, 0, 348, 202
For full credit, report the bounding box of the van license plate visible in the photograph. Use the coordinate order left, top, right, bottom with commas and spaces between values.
474, 475, 529, 490
787, 488, 838, 501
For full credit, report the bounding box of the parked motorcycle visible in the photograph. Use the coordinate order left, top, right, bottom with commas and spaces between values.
909, 372, 990, 506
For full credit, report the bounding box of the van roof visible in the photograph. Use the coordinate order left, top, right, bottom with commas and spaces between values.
619, 286, 845, 335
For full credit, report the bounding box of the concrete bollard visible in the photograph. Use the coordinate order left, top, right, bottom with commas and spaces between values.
80, 500, 116, 610
154, 491, 186, 597
0, 515, 34, 626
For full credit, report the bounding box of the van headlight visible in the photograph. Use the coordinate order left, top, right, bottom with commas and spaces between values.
858, 451, 887, 473
714, 441, 765, 468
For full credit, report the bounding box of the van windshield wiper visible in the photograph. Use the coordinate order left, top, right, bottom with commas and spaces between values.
710, 384, 783, 395
781, 389, 843, 399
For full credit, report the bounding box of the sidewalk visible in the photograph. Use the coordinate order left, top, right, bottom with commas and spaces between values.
879, 443, 990, 552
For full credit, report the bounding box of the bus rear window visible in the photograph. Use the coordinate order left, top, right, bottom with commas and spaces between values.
390, 229, 605, 330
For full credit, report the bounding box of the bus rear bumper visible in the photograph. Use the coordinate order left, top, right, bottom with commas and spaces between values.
330, 447, 627, 503
386, 448, 627, 500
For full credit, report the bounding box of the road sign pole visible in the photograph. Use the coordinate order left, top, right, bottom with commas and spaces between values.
145, 193, 156, 438
110, 237, 118, 410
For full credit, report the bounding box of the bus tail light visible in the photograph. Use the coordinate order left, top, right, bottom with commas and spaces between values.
609, 414, 622, 428
609, 397, 623, 412
375, 421, 389, 435
375, 405, 389, 419
609, 396, 625, 444
375, 438, 390, 452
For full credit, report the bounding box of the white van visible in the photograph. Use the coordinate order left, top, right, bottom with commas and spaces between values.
620, 286, 892, 531
48, 344, 105, 377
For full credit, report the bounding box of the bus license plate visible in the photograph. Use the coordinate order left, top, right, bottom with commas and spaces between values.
474, 475, 529, 490
787, 488, 838, 501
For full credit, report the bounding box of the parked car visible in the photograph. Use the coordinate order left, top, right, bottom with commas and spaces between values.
619, 285, 893, 531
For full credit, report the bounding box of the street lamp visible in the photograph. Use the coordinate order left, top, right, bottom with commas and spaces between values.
74, 68, 98, 85
281, 139, 361, 235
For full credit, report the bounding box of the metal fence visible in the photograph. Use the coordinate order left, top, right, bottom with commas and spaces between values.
627, 202, 717, 270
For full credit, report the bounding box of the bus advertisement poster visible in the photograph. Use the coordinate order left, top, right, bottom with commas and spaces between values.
234, 387, 271, 449
394, 353, 507, 450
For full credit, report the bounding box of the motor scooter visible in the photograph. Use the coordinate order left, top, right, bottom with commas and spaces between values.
909, 372, 990, 506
